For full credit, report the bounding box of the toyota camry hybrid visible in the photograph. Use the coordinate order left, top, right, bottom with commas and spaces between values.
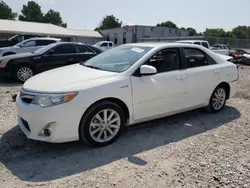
16, 43, 238, 147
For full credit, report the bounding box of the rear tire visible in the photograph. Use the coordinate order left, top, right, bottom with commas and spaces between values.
206, 86, 227, 113
79, 101, 125, 147
13, 66, 34, 82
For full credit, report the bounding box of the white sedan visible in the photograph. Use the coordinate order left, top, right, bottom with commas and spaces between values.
16, 43, 238, 147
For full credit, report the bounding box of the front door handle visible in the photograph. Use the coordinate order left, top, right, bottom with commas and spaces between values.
214, 69, 220, 73
176, 76, 186, 80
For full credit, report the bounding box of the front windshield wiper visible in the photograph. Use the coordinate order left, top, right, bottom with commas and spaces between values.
82, 64, 104, 70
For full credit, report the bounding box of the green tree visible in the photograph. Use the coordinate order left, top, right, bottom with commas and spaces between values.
0, 0, 17, 20
224, 31, 235, 38
44, 9, 67, 28
205, 28, 226, 37
95, 15, 122, 30
19, 1, 44, 22
156, 21, 178, 29
186, 27, 197, 36
232, 26, 248, 39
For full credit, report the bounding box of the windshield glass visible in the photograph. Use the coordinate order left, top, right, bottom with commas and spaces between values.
14, 40, 28, 47
8, 35, 19, 41
83, 45, 153, 73
33, 43, 59, 54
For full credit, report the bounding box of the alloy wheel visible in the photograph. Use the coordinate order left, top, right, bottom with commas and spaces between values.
89, 109, 121, 143
212, 88, 226, 110
17, 67, 33, 82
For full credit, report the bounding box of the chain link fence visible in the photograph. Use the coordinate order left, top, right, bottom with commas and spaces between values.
205, 36, 250, 49
137, 36, 250, 50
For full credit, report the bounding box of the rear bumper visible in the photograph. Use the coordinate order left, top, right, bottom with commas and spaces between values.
229, 80, 237, 98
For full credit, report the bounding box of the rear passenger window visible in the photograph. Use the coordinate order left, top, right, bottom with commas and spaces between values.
194, 42, 201, 45
75, 45, 93, 53
52, 45, 75, 54
36, 40, 56, 46
202, 42, 209, 48
109, 43, 113, 47
183, 48, 216, 68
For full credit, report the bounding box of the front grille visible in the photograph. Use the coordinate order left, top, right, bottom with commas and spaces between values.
21, 118, 31, 132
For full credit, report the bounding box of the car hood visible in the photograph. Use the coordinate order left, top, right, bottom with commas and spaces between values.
23, 64, 118, 93
0, 52, 34, 61
0, 46, 18, 51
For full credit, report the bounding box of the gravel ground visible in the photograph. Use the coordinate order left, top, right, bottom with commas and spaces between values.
0, 65, 250, 188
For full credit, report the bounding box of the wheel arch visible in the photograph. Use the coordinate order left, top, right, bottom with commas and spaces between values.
12, 62, 36, 74
215, 82, 231, 99
81, 97, 130, 123
2, 52, 16, 56
78, 97, 130, 143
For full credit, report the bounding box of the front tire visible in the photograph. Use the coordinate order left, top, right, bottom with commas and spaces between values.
14, 66, 34, 82
207, 86, 227, 113
79, 101, 125, 147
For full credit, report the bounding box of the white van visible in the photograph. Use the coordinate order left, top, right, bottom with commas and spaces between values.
93, 41, 114, 51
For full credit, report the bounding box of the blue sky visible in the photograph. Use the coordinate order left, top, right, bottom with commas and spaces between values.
6, 0, 250, 32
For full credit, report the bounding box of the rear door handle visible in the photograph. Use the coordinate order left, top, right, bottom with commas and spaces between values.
214, 69, 220, 73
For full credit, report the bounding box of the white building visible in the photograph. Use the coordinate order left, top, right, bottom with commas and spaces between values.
99, 25, 189, 45
0, 19, 104, 44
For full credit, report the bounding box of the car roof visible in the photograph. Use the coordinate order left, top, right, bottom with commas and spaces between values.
125, 42, 206, 48
177, 40, 208, 43
28, 37, 61, 41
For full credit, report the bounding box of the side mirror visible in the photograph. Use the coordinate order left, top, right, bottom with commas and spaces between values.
140, 65, 157, 76
47, 50, 55, 56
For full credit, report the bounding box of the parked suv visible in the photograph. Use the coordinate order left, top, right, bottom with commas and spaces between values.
0, 34, 42, 48
0, 37, 61, 57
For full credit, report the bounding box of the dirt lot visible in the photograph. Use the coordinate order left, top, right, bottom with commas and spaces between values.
0, 65, 250, 188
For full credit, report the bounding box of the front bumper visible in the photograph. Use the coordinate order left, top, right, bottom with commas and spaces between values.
16, 93, 86, 143
0, 68, 11, 78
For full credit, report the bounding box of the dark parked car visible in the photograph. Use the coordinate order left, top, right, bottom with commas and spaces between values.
0, 34, 41, 48
232, 49, 248, 60
0, 42, 103, 82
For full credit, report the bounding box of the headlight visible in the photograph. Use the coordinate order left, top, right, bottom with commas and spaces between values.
0, 59, 9, 68
31, 92, 78, 107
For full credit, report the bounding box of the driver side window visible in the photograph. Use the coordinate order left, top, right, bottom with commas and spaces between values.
146, 48, 180, 73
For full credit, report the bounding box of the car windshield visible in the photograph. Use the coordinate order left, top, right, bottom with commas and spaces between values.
82, 45, 153, 73
14, 40, 28, 47
8, 35, 19, 41
33, 43, 59, 54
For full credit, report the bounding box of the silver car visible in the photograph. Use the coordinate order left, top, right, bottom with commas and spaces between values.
0, 37, 61, 57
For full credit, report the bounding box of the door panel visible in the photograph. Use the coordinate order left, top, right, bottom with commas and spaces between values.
183, 47, 220, 108
131, 70, 187, 120
36, 54, 74, 73
185, 65, 220, 108
36, 44, 76, 73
